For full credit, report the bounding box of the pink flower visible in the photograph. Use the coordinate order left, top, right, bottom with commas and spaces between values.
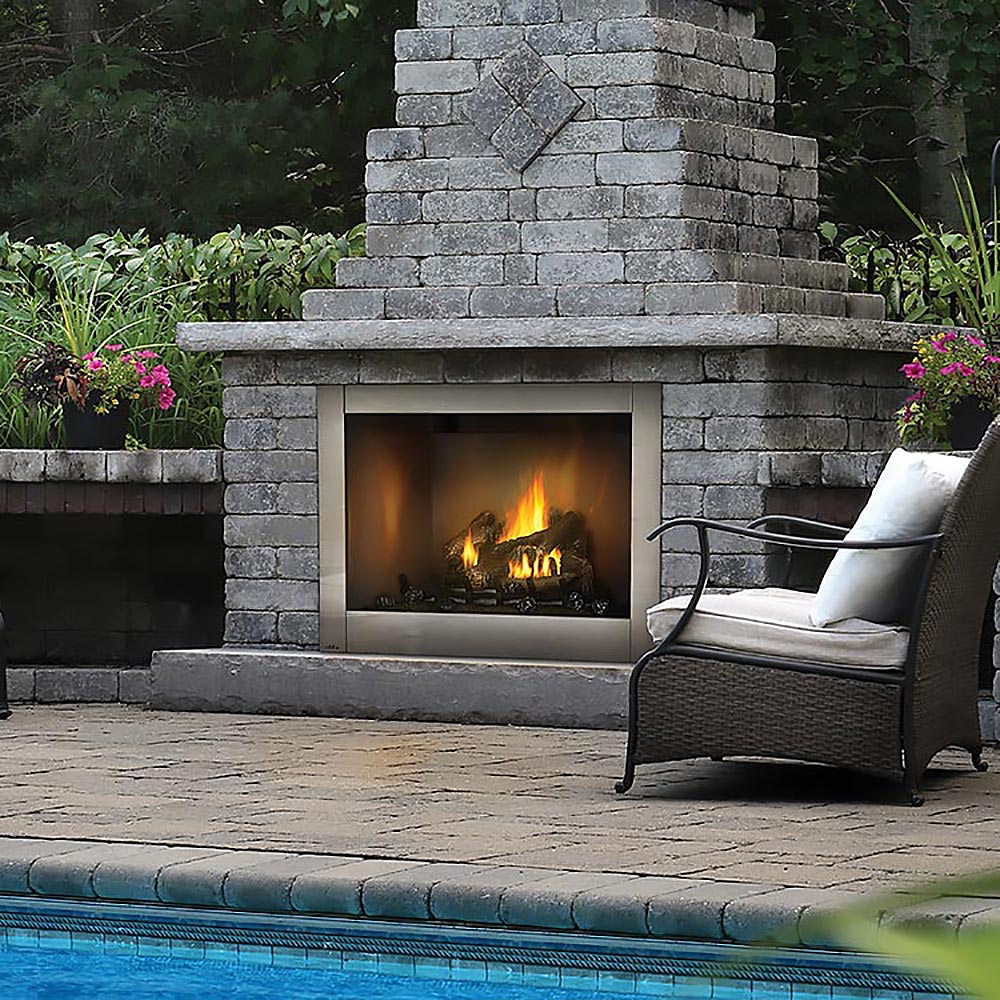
987, 356, 1000, 364
133, 363, 147, 376
931, 339, 952, 354
941, 362, 975, 377
941, 332, 958, 342
82, 351, 96, 361
905, 391, 926, 404
158, 387, 176, 411
901, 361, 926, 380
106, 344, 123, 352
138, 350, 159, 360
150, 365, 171, 388
87, 358, 104, 371
139, 374, 155, 389
968, 335, 987, 348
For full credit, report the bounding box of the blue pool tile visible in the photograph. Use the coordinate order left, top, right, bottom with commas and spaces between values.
136, 936, 170, 956
70, 931, 103, 953
203, 941, 239, 963
637, 974, 677, 996
237, 943, 273, 965
451, 959, 488, 982
714, 978, 753, 1000
171, 939, 206, 959
343, 949, 380, 972
103, 934, 137, 956
831, 988, 873, 1000
413, 956, 452, 979
305, 946, 342, 969
675, 975, 710, 997
753, 982, 793, 1000
790, 986, 832, 1000
377, 953, 416, 977
561, 968, 600, 992
522, 964, 561, 988
272, 946, 308, 968
6, 928, 39, 949
599, 969, 638, 994
38, 929, 71, 950
487, 961, 523, 984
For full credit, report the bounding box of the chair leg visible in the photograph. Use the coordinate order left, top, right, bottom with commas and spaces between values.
615, 759, 636, 795
972, 749, 989, 773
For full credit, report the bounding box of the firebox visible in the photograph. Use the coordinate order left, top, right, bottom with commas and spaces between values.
319, 384, 661, 663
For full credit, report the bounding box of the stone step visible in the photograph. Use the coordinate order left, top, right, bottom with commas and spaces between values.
644, 282, 852, 316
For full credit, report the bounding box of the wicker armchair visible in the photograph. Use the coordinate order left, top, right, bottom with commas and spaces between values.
617, 421, 1000, 806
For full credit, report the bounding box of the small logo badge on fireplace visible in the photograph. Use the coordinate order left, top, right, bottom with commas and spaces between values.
462, 42, 584, 173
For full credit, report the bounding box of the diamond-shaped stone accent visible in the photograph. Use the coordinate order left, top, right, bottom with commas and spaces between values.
465, 42, 584, 172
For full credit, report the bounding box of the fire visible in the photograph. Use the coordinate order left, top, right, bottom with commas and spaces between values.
502, 472, 563, 580
501, 471, 549, 541
509, 547, 563, 580
461, 529, 479, 570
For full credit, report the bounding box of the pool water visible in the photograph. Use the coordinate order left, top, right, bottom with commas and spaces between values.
4, 942, 616, 1000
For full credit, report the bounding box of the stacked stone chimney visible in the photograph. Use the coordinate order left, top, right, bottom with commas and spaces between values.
307, 0, 885, 324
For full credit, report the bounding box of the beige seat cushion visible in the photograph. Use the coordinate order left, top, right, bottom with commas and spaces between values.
646, 588, 908, 669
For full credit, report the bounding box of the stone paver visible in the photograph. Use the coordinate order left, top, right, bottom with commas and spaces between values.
1, 706, 999, 943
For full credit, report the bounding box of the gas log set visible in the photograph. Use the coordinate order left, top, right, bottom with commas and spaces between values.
375, 472, 611, 617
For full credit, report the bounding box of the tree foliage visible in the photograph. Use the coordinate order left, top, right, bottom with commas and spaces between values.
0, 0, 414, 243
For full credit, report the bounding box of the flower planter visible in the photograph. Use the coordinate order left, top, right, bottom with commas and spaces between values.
949, 396, 994, 450
62, 395, 130, 450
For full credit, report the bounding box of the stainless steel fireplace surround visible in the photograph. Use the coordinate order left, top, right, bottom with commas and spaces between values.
319, 383, 661, 664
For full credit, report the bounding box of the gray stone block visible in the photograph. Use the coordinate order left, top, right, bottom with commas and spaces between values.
612, 348, 703, 382
521, 153, 595, 189
662, 451, 758, 486
452, 25, 523, 58
277, 546, 319, 579
430, 867, 554, 924
29, 843, 153, 898
363, 863, 486, 920
0, 449, 45, 482
436, 221, 520, 254
396, 27, 453, 61
647, 882, 774, 939
226, 579, 318, 613
574, 877, 690, 935
35, 668, 119, 704
521, 220, 608, 253
160, 449, 224, 483
223, 451, 318, 484
366, 128, 424, 162
366, 223, 437, 257
225, 611, 278, 644
301, 288, 386, 323
557, 284, 643, 316
223, 854, 356, 912
290, 859, 427, 915
225, 483, 278, 515
92, 846, 225, 902
360, 351, 445, 383
596, 151, 684, 185
523, 349, 611, 382
275, 353, 361, 385
502, 0, 559, 23
704, 485, 765, 520
421, 255, 505, 285
0, 839, 92, 893
387, 288, 472, 319
225, 515, 318, 547
278, 483, 319, 516
278, 612, 320, 646
646, 282, 763, 315
45, 451, 107, 481
724, 888, 858, 945
7, 668, 35, 702
504, 253, 537, 283
418, 0, 502, 27
536, 252, 623, 284
365, 193, 422, 227
447, 154, 522, 189
156, 851, 299, 907
276, 418, 318, 451
471, 286, 556, 317
525, 22, 596, 55
336, 256, 420, 288
536, 186, 622, 220
106, 451, 163, 483
492, 108, 550, 172
226, 546, 277, 580
222, 355, 277, 387
119, 669, 151, 705
225, 419, 278, 451
499, 871, 638, 930
397, 94, 453, 126
443, 350, 524, 383
422, 189, 508, 222
396, 60, 479, 94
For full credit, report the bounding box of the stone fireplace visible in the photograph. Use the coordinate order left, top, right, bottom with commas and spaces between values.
321, 384, 660, 662
153, 0, 937, 727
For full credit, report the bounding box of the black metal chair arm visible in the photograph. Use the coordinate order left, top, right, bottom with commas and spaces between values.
647, 517, 942, 553
747, 515, 849, 538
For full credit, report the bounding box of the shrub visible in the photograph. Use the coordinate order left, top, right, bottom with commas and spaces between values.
0, 224, 364, 448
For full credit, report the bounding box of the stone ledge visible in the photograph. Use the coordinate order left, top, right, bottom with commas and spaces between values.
177, 315, 947, 354
0, 835, 995, 950
0, 450, 222, 484
151, 649, 630, 729
8, 667, 150, 705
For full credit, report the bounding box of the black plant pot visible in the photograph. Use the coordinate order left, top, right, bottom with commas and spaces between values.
62, 395, 130, 450
949, 396, 995, 450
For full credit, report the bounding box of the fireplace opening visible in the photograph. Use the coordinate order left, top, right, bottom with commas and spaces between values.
345, 413, 632, 620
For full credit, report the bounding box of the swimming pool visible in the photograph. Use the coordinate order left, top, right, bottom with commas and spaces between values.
0, 896, 955, 1000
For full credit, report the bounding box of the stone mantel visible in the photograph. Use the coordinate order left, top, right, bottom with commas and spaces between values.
178, 314, 957, 354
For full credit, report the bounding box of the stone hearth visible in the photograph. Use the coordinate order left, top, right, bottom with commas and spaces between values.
154, 0, 951, 725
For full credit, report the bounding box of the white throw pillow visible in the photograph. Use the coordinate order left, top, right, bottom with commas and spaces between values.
810, 449, 970, 626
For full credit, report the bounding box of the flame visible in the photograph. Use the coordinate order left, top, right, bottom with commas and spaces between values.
502, 473, 563, 579
509, 547, 562, 580
462, 529, 479, 570
501, 471, 549, 542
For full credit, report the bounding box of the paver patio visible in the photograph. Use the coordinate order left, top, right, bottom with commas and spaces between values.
2, 705, 998, 897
